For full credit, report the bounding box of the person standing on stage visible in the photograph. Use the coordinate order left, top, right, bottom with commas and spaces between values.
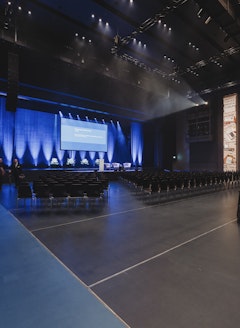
0, 157, 6, 190
10, 158, 22, 187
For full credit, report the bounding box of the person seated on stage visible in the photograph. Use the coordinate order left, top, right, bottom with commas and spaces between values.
9, 158, 22, 187
0, 157, 6, 190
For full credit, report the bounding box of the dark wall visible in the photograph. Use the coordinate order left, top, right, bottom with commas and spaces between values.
143, 114, 176, 170
189, 96, 221, 171
0, 42, 166, 121
143, 88, 240, 172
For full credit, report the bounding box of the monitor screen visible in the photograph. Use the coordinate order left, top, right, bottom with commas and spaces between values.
60, 118, 108, 152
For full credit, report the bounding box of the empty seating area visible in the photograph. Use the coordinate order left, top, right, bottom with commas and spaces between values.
120, 170, 240, 204
16, 171, 109, 209
16, 168, 240, 208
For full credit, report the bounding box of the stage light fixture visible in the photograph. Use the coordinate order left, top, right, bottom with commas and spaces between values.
197, 8, 203, 18
205, 16, 211, 24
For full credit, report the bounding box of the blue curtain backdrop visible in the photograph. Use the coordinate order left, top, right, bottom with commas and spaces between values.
0, 97, 143, 168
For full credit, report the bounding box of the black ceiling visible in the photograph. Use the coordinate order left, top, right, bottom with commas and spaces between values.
1, 0, 240, 121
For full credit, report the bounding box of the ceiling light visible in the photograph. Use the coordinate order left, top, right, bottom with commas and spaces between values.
204, 16, 211, 24
91, 14, 95, 18
28, 10, 31, 15
197, 8, 203, 18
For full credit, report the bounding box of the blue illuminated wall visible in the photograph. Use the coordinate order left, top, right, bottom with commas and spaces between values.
0, 97, 143, 168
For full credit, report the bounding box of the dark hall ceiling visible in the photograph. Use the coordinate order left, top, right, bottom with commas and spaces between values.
1, 0, 240, 121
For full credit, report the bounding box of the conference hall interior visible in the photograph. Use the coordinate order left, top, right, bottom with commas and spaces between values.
1, 1, 240, 327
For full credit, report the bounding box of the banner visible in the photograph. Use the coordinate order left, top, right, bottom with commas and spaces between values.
223, 94, 237, 171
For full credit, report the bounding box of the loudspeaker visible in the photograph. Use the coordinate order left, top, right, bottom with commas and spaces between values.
6, 52, 19, 112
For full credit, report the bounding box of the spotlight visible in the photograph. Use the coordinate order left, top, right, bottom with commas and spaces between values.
205, 16, 211, 24
197, 8, 203, 18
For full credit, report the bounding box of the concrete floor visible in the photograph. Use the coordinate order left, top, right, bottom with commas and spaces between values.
1, 179, 240, 328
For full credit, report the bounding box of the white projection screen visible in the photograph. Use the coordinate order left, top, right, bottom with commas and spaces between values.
60, 117, 108, 152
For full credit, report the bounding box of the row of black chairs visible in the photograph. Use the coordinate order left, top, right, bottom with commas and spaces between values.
17, 172, 109, 208
120, 170, 240, 204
